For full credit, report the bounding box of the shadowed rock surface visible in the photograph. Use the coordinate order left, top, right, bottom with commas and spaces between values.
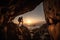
32, 24, 51, 40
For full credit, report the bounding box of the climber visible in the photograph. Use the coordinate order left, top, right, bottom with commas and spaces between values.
18, 16, 23, 26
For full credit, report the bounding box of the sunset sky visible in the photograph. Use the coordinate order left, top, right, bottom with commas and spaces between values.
13, 2, 46, 24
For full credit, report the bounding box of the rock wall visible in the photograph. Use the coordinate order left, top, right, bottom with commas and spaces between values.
43, 0, 60, 40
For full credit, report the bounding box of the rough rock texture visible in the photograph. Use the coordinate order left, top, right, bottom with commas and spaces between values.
43, 0, 60, 40
0, 0, 43, 18
33, 24, 51, 40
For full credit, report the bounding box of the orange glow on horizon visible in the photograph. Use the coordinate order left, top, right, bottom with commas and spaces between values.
24, 19, 32, 25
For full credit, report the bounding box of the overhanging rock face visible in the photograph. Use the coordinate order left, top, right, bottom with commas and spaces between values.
43, 0, 60, 22
43, 0, 60, 40
0, 0, 43, 17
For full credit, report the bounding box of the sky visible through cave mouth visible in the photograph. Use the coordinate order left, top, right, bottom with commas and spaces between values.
13, 2, 46, 25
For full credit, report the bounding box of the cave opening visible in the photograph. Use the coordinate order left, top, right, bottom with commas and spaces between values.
13, 2, 46, 30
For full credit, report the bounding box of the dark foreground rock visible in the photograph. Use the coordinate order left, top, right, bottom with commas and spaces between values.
32, 24, 51, 40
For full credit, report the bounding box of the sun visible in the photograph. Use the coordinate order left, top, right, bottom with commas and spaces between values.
27, 20, 32, 25
27, 20, 31, 23
24, 19, 32, 25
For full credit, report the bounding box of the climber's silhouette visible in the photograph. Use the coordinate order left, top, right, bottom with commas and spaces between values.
18, 16, 23, 26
